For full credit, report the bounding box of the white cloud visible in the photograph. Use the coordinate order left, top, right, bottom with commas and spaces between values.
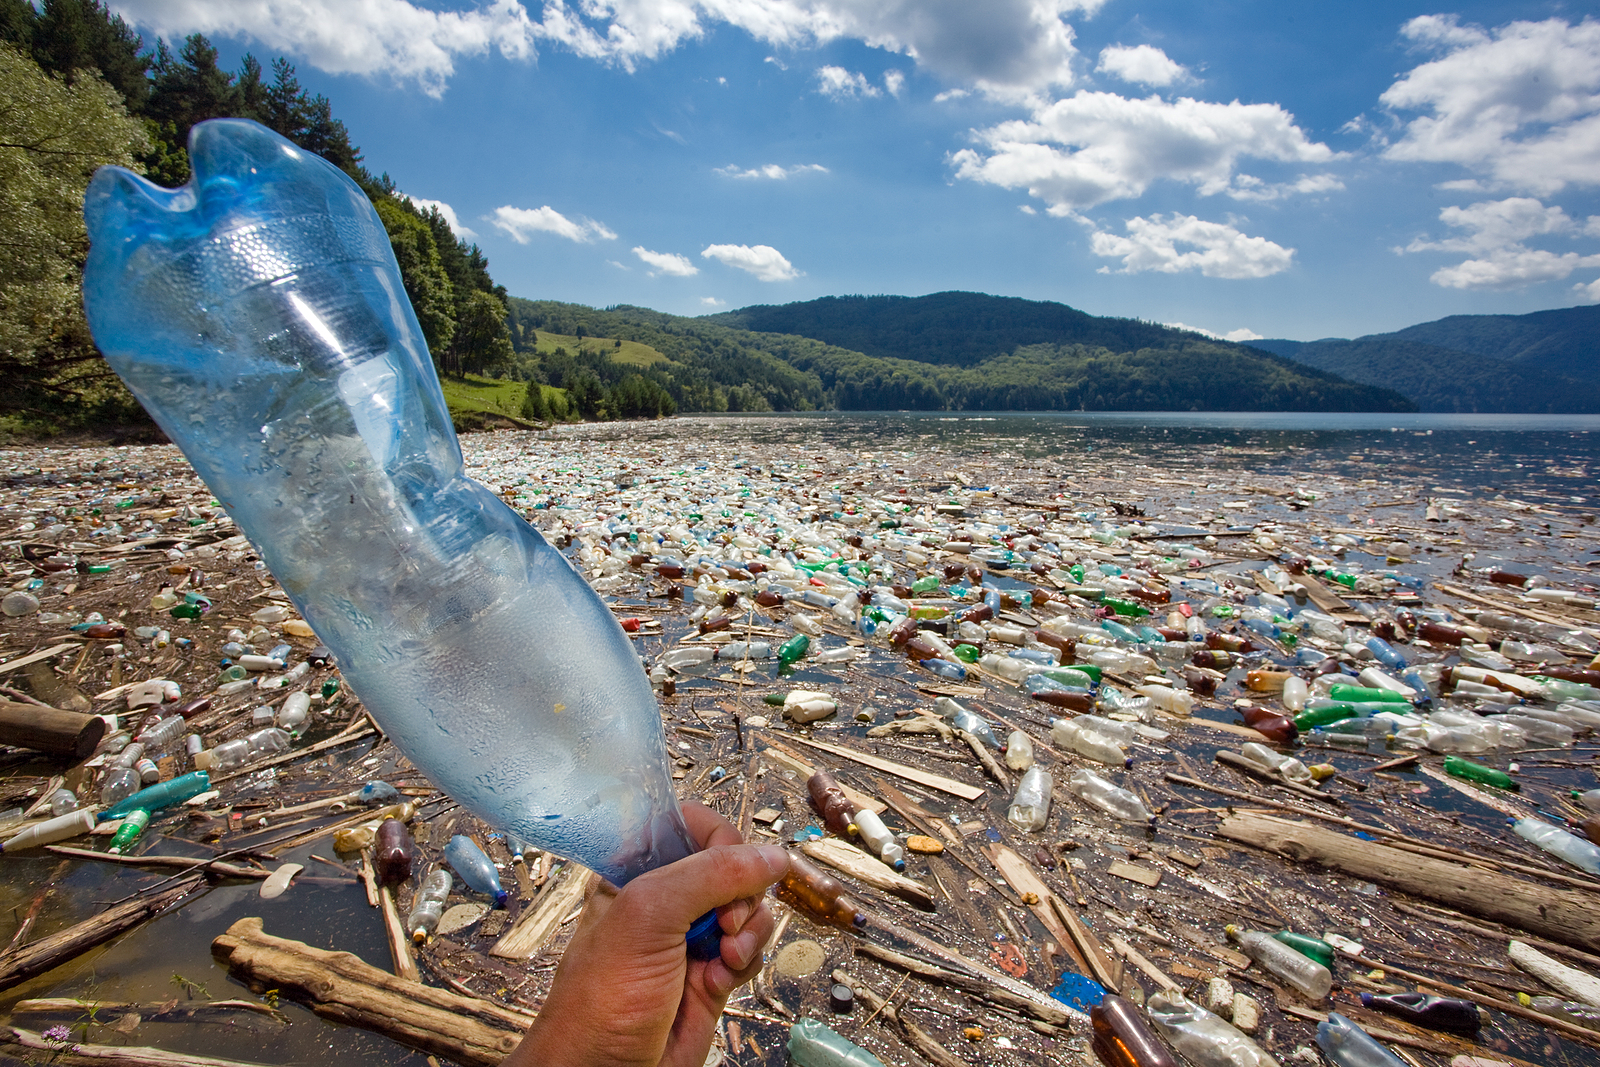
632, 245, 699, 276
714, 162, 829, 179
489, 205, 617, 244
1166, 322, 1265, 342
952, 91, 1335, 212
399, 194, 477, 239
1380, 15, 1600, 195
1019, 204, 1036, 214
1096, 44, 1186, 87
934, 88, 970, 102
1400, 196, 1600, 290
1227, 172, 1345, 202
816, 65, 879, 99
117, 0, 1105, 99
884, 69, 906, 97
1574, 278, 1600, 301
1088, 214, 1295, 278
701, 243, 801, 281
112, 0, 537, 97
701, 296, 726, 306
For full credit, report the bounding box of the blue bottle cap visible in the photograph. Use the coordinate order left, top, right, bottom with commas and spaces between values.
686, 910, 722, 961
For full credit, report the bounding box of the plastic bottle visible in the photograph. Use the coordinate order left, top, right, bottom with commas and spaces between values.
135, 715, 186, 749
1238, 743, 1313, 785
1316, 1012, 1405, 1067
1052, 718, 1129, 767
1145, 990, 1280, 1067
107, 809, 150, 855
1280, 676, 1308, 712
83, 118, 722, 956
444, 835, 509, 906
775, 853, 868, 931
375, 818, 415, 887
1091, 993, 1182, 1067
1272, 930, 1334, 969
1240, 706, 1298, 745
1328, 685, 1408, 705
99, 771, 211, 820
407, 869, 453, 943
1442, 755, 1518, 791
135, 757, 160, 785
1227, 925, 1331, 998
47, 788, 80, 817
778, 634, 811, 667
99, 750, 143, 807
949, 705, 1000, 749
1007, 766, 1053, 831
1358, 992, 1480, 1035
277, 691, 310, 735
0, 809, 98, 852
1527, 996, 1600, 1032
1004, 730, 1035, 771
1136, 685, 1194, 717
851, 809, 905, 871
1066, 769, 1152, 824
787, 1018, 886, 1067
807, 770, 858, 837
1513, 817, 1600, 876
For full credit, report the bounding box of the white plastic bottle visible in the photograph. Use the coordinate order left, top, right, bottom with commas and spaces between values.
852, 809, 905, 871
1004, 730, 1034, 771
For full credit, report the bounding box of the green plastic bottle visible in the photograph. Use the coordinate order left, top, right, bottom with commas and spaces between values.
107, 809, 150, 854
788, 1018, 886, 1067
910, 575, 940, 595
1101, 598, 1151, 618
1294, 703, 1358, 731
952, 644, 981, 664
778, 634, 811, 667
1443, 756, 1519, 792
1273, 930, 1335, 969
1327, 684, 1408, 705
1058, 664, 1102, 683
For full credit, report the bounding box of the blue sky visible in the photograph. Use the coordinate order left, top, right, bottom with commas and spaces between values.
112, 0, 1600, 341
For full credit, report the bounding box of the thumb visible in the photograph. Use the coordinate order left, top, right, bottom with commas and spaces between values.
617, 842, 789, 935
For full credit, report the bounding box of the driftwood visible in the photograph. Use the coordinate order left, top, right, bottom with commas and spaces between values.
211, 917, 525, 1067
955, 729, 1010, 789
491, 864, 590, 960
45, 846, 267, 881
1216, 811, 1600, 953
0, 642, 80, 677
379, 886, 420, 981
982, 843, 1122, 991
852, 939, 1074, 1026
835, 967, 966, 1067
0, 875, 204, 992
1508, 940, 1600, 1007
0, 699, 104, 759
782, 735, 987, 801
800, 838, 935, 910
12, 997, 286, 1022
0, 1027, 275, 1067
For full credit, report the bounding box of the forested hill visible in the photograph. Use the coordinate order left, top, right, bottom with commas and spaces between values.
708, 291, 1197, 367
506, 298, 1416, 414
1253, 304, 1600, 413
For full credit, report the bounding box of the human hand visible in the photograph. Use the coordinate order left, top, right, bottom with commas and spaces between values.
506, 803, 786, 1067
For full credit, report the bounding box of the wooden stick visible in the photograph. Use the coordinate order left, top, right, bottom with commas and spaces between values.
956, 729, 1010, 789
781, 735, 986, 801
0, 875, 204, 992
0, 643, 81, 677
852, 939, 1074, 1026
800, 838, 934, 910
1213, 750, 1339, 805
1108, 934, 1181, 992
490, 864, 590, 960
1388, 901, 1600, 971
379, 886, 420, 981
13, 997, 286, 1022
6, 859, 69, 951
211, 917, 524, 1067
835, 968, 965, 1067
45, 846, 266, 881
1, 1027, 276, 1067
1216, 811, 1600, 954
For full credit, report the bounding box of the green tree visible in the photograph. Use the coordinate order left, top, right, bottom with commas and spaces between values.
0, 44, 147, 426
520, 382, 549, 422
372, 197, 455, 366
451, 289, 514, 377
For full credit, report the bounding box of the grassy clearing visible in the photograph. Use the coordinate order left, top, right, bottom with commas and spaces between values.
534, 330, 671, 367
439, 374, 528, 417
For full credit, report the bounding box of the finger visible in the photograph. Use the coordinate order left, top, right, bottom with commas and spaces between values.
704, 905, 775, 999
681, 802, 744, 850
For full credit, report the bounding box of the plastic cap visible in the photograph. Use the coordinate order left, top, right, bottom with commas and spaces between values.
685, 909, 723, 961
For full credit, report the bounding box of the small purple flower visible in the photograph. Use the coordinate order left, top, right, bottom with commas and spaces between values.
42, 1025, 71, 1043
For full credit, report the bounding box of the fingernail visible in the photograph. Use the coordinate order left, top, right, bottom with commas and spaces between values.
723, 900, 751, 931
731, 928, 761, 970
756, 844, 790, 877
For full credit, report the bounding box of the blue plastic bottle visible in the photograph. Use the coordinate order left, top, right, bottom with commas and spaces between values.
83, 120, 718, 957
445, 834, 509, 907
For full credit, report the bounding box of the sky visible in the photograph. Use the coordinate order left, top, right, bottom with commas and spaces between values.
108, 0, 1600, 342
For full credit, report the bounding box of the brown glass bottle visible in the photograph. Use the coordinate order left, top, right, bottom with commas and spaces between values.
775, 853, 867, 930
904, 635, 940, 661
807, 770, 858, 837
1091, 994, 1181, 1067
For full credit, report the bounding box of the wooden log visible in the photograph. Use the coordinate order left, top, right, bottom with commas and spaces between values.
13, 997, 285, 1021
210, 917, 525, 1067
0, 1027, 276, 1067
1215, 811, 1600, 954
0, 875, 204, 992
799, 838, 935, 910
0, 700, 104, 759
490, 863, 590, 960
852, 940, 1074, 1026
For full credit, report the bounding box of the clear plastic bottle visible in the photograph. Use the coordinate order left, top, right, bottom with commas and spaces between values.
136, 714, 186, 750
1066, 769, 1152, 824
1528, 996, 1600, 1032
407, 868, 453, 943
1513, 817, 1600, 876
83, 119, 707, 902
1227, 924, 1332, 998
1316, 1012, 1405, 1067
1238, 743, 1313, 785
444, 834, 509, 906
1145, 990, 1280, 1067
1003, 730, 1034, 771
1052, 718, 1129, 767
1007, 766, 1052, 831
277, 691, 311, 735
100, 741, 143, 806
47, 788, 79, 817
